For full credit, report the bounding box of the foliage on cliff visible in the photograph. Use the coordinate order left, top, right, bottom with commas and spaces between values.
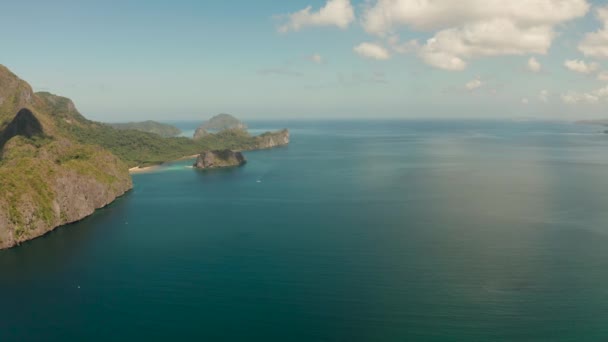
0, 65, 132, 249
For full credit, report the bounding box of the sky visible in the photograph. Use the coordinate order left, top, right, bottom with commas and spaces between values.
1, 0, 608, 121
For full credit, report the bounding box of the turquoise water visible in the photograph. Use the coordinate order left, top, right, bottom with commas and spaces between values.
2, 120, 608, 341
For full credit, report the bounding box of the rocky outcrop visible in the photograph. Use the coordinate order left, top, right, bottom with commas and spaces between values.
249, 129, 290, 150
0, 66, 35, 125
0, 65, 133, 250
193, 126, 210, 140
0, 136, 132, 249
193, 150, 246, 169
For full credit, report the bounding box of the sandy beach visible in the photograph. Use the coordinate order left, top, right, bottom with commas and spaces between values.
128, 154, 199, 174
128, 165, 161, 174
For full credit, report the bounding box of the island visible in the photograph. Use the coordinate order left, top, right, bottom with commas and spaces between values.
193, 150, 246, 169
196, 113, 247, 132
0, 64, 290, 250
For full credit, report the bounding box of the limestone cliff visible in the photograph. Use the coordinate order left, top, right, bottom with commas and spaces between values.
0, 65, 132, 249
193, 150, 246, 169
248, 129, 290, 150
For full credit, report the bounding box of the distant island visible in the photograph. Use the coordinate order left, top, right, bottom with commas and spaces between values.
198, 113, 247, 132
109, 121, 182, 138
0, 65, 289, 250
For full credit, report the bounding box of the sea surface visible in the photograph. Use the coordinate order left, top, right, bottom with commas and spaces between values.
2, 120, 608, 341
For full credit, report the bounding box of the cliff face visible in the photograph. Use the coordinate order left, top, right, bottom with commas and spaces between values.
249, 129, 290, 150
193, 126, 210, 140
194, 150, 246, 169
0, 65, 132, 249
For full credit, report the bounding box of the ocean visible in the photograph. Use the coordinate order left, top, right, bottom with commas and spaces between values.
2, 120, 608, 341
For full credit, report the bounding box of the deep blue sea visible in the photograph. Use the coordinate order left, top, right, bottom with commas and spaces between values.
2, 120, 608, 341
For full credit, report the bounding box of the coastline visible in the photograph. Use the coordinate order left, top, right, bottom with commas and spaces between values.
128, 154, 199, 174
129, 165, 161, 174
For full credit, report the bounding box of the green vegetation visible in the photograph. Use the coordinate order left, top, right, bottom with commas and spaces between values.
108, 120, 182, 137
63, 124, 283, 168
0, 142, 58, 236
0, 66, 132, 248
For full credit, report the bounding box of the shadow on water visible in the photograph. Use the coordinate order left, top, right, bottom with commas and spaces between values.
0, 191, 134, 276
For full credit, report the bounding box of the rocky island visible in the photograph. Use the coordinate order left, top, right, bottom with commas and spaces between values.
193, 150, 246, 169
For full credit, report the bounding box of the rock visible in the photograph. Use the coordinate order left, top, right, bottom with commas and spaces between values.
193, 150, 246, 169
250, 129, 290, 150
193, 126, 210, 140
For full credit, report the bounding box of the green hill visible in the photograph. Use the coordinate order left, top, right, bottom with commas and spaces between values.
108, 121, 182, 137
197, 113, 247, 132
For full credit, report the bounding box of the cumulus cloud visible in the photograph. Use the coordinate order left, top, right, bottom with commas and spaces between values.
310, 54, 323, 64
278, 0, 355, 33
354, 42, 391, 60
561, 85, 608, 104
527, 57, 542, 72
361, 0, 590, 70
465, 78, 483, 91
564, 59, 600, 74
579, 6, 608, 58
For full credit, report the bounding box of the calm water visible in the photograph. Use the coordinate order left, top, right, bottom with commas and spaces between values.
2, 120, 608, 341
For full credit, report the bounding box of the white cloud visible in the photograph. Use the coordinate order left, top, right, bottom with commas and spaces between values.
598, 71, 608, 81
539, 89, 550, 103
278, 0, 355, 33
310, 54, 323, 64
465, 78, 483, 91
579, 6, 608, 58
354, 42, 391, 60
521, 98, 530, 105
362, 0, 590, 70
527, 57, 542, 72
561, 85, 608, 104
564, 59, 600, 74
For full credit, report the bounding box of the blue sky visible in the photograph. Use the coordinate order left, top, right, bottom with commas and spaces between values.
2, 0, 608, 121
